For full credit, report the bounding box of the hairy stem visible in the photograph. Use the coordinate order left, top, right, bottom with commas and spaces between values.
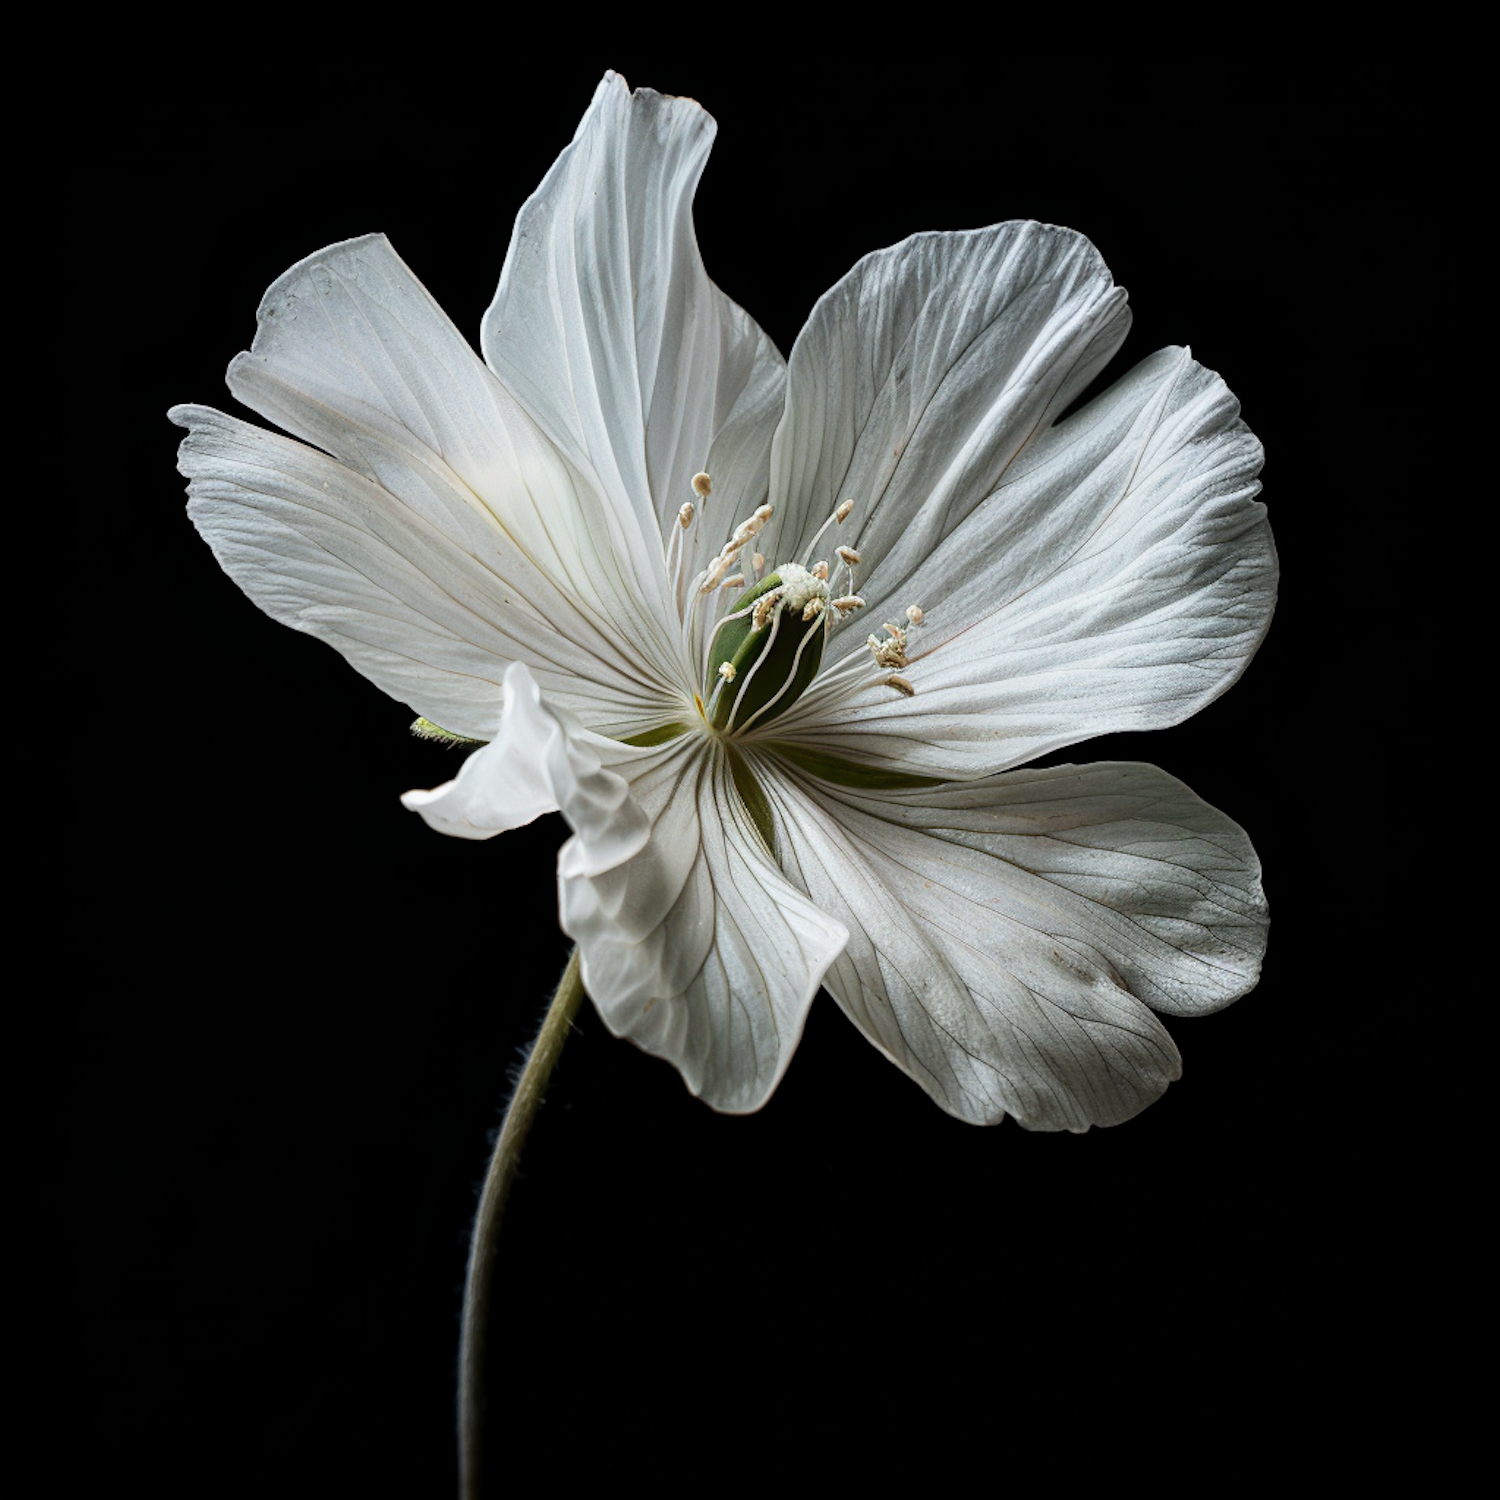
459, 948, 584, 1499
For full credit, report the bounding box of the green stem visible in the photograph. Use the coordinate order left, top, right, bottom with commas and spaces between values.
459, 947, 584, 1500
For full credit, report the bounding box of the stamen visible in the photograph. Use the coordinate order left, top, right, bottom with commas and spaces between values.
885, 675, 915, 697
702, 594, 772, 681
811, 561, 829, 581
679, 502, 694, 529
721, 574, 745, 590
737, 616, 827, 734
800, 499, 854, 568
906, 605, 924, 624
867, 629, 908, 670
832, 595, 865, 613
693, 472, 712, 498
801, 597, 827, 623
836, 545, 861, 566
753, 588, 784, 629
727, 605, 784, 732
718, 662, 737, 682
754, 504, 774, 525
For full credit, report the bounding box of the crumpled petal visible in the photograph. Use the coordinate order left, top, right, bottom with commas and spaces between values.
775, 346, 1274, 779
764, 758, 1267, 1130
483, 71, 786, 602
404, 667, 847, 1112
399, 665, 572, 837
758, 221, 1129, 597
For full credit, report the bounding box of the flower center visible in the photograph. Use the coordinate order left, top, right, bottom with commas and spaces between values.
704, 562, 829, 732
675, 480, 927, 738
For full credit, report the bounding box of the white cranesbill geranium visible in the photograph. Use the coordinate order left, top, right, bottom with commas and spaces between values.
171, 72, 1275, 1131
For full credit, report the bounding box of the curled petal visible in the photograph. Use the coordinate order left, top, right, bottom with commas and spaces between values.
404, 668, 847, 1112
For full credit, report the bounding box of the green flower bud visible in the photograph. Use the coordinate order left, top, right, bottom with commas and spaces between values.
706, 563, 828, 733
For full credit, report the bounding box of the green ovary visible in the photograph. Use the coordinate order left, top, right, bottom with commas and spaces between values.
705, 570, 826, 733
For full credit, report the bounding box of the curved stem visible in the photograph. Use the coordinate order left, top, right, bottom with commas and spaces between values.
459, 947, 584, 1500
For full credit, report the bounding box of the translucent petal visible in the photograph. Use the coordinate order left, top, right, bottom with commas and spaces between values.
482, 72, 786, 617
765, 758, 1267, 1129
776, 348, 1274, 778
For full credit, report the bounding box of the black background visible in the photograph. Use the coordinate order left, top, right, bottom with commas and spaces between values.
100, 39, 1341, 1497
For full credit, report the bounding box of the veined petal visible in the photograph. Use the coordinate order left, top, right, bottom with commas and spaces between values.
404, 668, 847, 1113
759, 221, 1128, 599
777, 348, 1274, 778
170, 406, 671, 739
482, 72, 786, 587
764, 759, 1266, 1129
214, 232, 684, 700
562, 742, 847, 1113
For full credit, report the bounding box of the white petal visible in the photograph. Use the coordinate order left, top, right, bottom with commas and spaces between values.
170, 405, 671, 740
214, 232, 684, 699
404, 668, 847, 1112
759, 221, 1128, 591
482, 72, 786, 580
778, 348, 1274, 778
563, 744, 847, 1112
765, 759, 1266, 1130
399, 666, 570, 838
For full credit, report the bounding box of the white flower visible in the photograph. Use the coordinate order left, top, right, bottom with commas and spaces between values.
171, 73, 1275, 1131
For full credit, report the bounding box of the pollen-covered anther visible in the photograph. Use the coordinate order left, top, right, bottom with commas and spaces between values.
867, 629, 908, 670
801, 597, 827, 623
754, 504, 774, 525
884, 674, 915, 697
718, 661, 736, 682
700, 556, 732, 592
883, 622, 904, 639
753, 589, 785, 629
678, 502, 694, 529
835, 499, 854, 524
811, 561, 829, 581
905, 604, 924, 624
836, 545, 861, 566
832, 595, 865, 613
721, 574, 744, 590
752, 552, 765, 575
692, 472, 712, 498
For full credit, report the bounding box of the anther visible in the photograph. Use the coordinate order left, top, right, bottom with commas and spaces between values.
867, 629, 908, 669
837, 545, 861, 566
885, 675, 915, 697
832, 595, 865, 613
906, 605, 923, 624
811, 561, 829, 581
752, 552, 765, 574
754, 504, 774, 525
753, 589, 784, 629
884, 623, 904, 639
721, 574, 745, 590
718, 662, 737, 682
679, 502, 694, 528
835, 499, 854, 524
802, 598, 827, 623
693, 472, 712, 498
